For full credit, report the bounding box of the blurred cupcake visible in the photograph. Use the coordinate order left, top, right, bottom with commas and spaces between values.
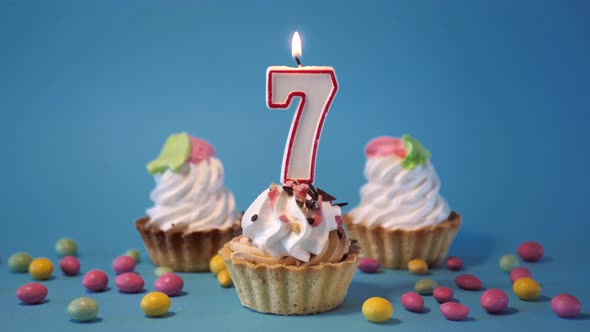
219, 182, 360, 315
344, 135, 460, 269
136, 132, 241, 272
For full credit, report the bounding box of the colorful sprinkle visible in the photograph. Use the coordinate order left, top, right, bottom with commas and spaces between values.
83, 270, 109, 292
362, 297, 393, 323
480, 289, 509, 313
358, 258, 380, 273
440, 302, 469, 321
141, 292, 171, 317
67, 297, 99, 322
16, 283, 48, 305
455, 274, 483, 291
513, 277, 541, 301
517, 241, 544, 262
59, 256, 80, 276
433, 286, 454, 303
29, 258, 54, 280
445, 256, 463, 271
115, 272, 144, 293
8, 252, 33, 273
400, 292, 424, 312
551, 294, 581, 318
55, 238, 78, 257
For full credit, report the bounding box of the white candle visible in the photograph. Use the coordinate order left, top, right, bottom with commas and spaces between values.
266, 32, 339, 184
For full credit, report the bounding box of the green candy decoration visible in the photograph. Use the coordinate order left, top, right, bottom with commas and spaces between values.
401, 134, 431, 170
147, 133, 191, 175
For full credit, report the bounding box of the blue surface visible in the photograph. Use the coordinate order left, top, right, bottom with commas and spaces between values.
1, 0, 589, 331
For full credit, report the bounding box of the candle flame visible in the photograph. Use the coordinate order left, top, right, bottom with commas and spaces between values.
291, 32, 302, 58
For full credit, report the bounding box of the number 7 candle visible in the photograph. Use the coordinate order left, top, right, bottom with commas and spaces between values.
266, 32, 338, 184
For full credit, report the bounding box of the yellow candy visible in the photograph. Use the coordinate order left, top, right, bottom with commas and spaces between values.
513, 277, 541, 300
140, 292, 171, 317
408, 259, 428, 275
29, 258, 54, 280
362, 297, 393, 323
217, 269, 233, 288
209, 254, 226, 275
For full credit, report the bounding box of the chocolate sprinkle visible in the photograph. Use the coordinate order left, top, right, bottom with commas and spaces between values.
334, 202, 348, 207
251, 214, 258, 222
305, 199, 319, 211
307, 218, 315, 225
337, 230, 343, 239
296, 200, 304, 207
316, 188, 336, 202
282, 186, 294, 196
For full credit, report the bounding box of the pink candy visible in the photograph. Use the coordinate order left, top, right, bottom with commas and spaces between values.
365, 136, 406, 158
480, 289, 509, 313
358, 258, 380, 273
59, 256, 80, 276
509, 267, 532, 283
187, 136, 215, 163
16, 283, 48, 305
455, 274, 483, 291
400, 292, 424, 312
112, 255, 136, 275
154, 273, 184, 296
433, 286, 454, 303
115, 272, 144, 293
440, 302, 470, 321
551, 294, 581, 318
517, 241, 544, 262
445, 256, 463, 271
83, 269, 109, 292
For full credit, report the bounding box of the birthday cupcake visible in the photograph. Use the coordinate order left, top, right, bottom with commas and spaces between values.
344, 135, 461, 269
219, 182, 360, 315
136, 132, 241, 272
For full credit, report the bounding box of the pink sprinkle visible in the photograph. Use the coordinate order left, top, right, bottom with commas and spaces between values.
312, 195, 323, 227
335, 215, 343, 226
187, 136, 215, 163
293, 183, 309, 200
365, 136, 406, 159
433, 286, 454, 303
267, 187, 280, 209
284, 180, 294, 187
509, 267, 532, 283
279, 215, 289, 223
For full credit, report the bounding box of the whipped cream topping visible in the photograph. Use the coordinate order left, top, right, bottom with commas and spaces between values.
348, 155, 451, 230
146, 157, 238, 232
241, 185, 344, 262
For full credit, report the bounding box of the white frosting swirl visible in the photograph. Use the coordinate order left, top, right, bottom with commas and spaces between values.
241, 187, 342, 262
348, 155, 450, 230
146, 157, 238, 232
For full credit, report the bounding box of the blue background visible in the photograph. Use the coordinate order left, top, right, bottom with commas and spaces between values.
1, 0, 589, 331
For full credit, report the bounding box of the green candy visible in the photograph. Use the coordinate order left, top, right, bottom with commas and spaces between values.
56, 238, 78, 257
415, 278, 438, 295
499, 254, 520, 273
147, 133, 191, 175
8, 252, 33, 273
401, 134, 431, 170
155, 266, 174, 276
125, 249, 140, 262
67, 297, 99, 322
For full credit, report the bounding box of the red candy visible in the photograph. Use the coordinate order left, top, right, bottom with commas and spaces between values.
440, 302, 469, 321
154, 273, 184, 296
509, 267, 532, 283
480, 289, 509, 313
455, 274, 483, 290
358, 258, 380, 273
445, 256, 463, 271
16, 283, 48, 304
83, 269, 109, 292
433, 286, 454, 303
365, 136, 406, 158
551, 294, 581, 318
112, 255, 136, 275
400, 292, 424, 312
517, 242, 544, 262
115, 272, 144, 293
59, 256, 80, 276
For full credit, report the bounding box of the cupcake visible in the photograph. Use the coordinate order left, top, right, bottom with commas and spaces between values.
136, 132, 241, 272
219, 182, 360, 315
344, 135, 461, 269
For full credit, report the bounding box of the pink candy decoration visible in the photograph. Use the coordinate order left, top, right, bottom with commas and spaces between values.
115, 272, 144, 293
433, 286, 454, 303
440, 302, 470, 321
358, 258, 380, 273
83, 269, 109, 292
293, 183, 309, 201
551, 294, 581, 318
445, 256, 463, 271
509, 267, 532, 283
16, 283, 48, 305
455, 274, 483, 291
187, 136, 215, 163
517, 241, 544, 262
401, 292, 424, 312
59, 256, 80, 276
334, 215, 343, 226
112, 255, 136, 275
480, 289, 509, 313
365, 136, 406, 159
154, 273, 184, 296
278, 215, 289, 223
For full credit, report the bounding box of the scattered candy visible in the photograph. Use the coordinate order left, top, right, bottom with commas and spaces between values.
415, 278, 438, 295
55, 238, 78, 257
445, 256, 463, 271
362, 297, 393, 323
115, 272, 144, 293
408, 258, 428, 275
433, 286, 454, 303
401, 292, 424, 312
112, 255, 136, 275
125, 249, 140, 262
513, 277, 541, 301
440, 302, 469, 321
154, 273, 184, 296
358, 258, 380, 273
209, 254, 226, 275
67, 297, 99, 322
499, 254, 520, 273
551, 294, 581, 318
83, 270, 109, 292
155, 266, 174, 276
517, 241, 544, 262
217, 269, 233, 288
59, 256, 80, 276
8, 252, 33, 273
141, 292, 172, 317
455, 274, 482, 291
480, 288, 509, 313
509, 267, 532, 283
16, 283, 48, 304
29, 257, 54, 280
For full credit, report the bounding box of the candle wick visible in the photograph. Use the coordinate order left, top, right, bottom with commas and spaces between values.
295, 56, 302, 67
